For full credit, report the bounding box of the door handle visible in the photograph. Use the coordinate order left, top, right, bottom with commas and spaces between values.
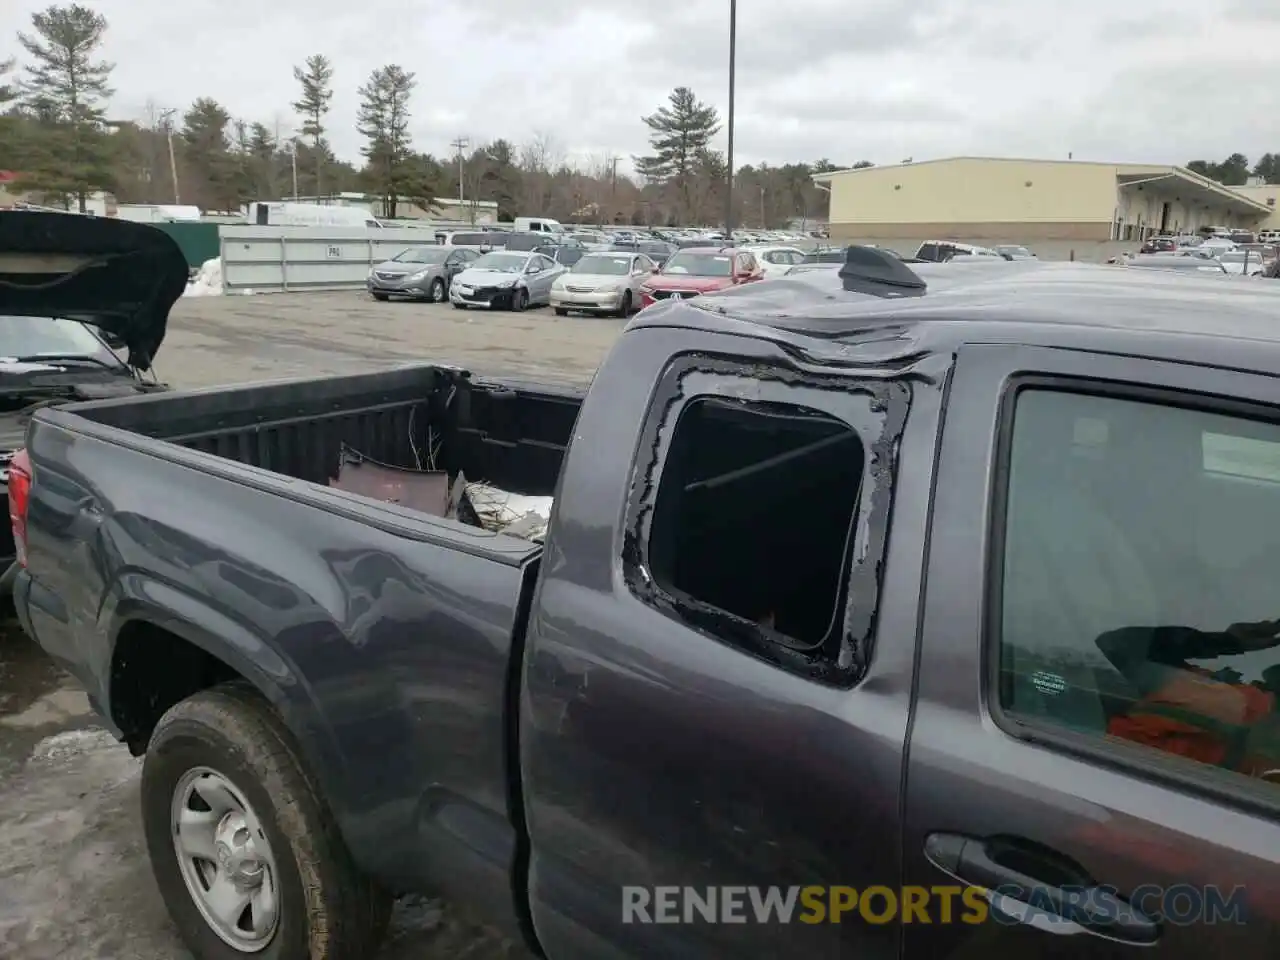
925, 833, 1161, 945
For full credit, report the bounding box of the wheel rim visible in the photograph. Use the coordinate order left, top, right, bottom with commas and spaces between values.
171, 767, 281, 952
432, 280, 444, 302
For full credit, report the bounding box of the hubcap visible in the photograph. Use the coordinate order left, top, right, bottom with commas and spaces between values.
171, 767, 280, 952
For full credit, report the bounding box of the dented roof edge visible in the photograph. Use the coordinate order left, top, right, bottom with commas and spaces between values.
625, 256, 1280, 374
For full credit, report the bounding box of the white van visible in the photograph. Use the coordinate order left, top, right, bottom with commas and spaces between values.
513, 216, 565, 237
437, 230, 509, 252
246, 202, 382, 228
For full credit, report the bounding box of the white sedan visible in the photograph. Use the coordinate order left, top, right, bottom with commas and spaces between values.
745, 245, 808, 279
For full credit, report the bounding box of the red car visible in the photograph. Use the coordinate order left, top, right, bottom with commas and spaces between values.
638, 246, 764, 307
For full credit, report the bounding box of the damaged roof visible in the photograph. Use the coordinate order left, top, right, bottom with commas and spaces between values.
626, 257, 1280, 373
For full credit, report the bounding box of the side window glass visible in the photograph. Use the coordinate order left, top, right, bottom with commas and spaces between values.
996, 387, 1280, 791
625, 359, 906, 686
919, 243, 939, 261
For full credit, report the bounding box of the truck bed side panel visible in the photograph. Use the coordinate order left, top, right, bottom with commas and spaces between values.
20, 414, 539, 931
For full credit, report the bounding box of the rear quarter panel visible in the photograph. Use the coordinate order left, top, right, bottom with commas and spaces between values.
21, 410, 538, 924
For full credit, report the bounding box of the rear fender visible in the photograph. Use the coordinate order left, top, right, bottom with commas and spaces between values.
99, 573, 350, 816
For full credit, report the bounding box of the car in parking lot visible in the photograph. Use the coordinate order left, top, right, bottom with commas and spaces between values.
914, 240, 1003, 262
610, 239, 676, 266
638, 246, 763, 307
747, 244, 808, 278
449, 249, 567, 311
366, 246, 480, 302
550, 250, 657, 316
994, 244, 1037, 260
436, 229, 507, 252
537, 243, 587, 268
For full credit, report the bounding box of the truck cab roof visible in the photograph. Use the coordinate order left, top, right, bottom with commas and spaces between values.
627, 256, 1280, 374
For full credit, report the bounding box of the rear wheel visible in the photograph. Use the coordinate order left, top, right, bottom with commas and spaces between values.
141, 684, 391, 960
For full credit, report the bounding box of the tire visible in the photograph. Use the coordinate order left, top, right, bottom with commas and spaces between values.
617, 291, 633, 317
141, 684, 391, 960
371, 292, 389, 302
452, 302, 468, 310
511, 288, 527, 312
554, 308, 568, 317
428, 278, 446, 302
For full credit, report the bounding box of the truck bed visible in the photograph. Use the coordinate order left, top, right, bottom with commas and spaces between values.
18, 364, 583, 923
64, 364, 581, 499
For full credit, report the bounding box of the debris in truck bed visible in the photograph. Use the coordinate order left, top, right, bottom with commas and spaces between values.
459, 480, 554, 543
329, 448, 451, 516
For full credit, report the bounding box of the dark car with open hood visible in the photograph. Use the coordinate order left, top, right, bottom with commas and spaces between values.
12, 245, 1280, 960
0, 211, 183, 583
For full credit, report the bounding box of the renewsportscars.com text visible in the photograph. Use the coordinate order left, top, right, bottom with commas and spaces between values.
621, 884, 1247, 926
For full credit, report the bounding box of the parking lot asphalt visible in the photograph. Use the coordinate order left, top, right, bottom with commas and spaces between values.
0, 292, 621, 960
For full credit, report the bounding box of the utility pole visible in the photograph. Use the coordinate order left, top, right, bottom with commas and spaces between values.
289, 139, 299, 200
159, 107, 181, 205
451, 136, 470, 220
607, 156, 619, 228
724, 0, 737, 237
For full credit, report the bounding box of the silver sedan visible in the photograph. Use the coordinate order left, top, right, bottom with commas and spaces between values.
367, 246, 479, 302
550, 251, 657, 316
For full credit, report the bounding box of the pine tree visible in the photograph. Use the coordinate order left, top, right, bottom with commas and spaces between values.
635, 87, 721, 223
356, 65, 423, 218
291, 54, 334, 195
181, 97, 235, 211
17, 4, 116, 211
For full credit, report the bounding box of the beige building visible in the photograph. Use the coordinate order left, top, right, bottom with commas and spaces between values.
813, 157, 1275, 259
1233, 183, 1280, 232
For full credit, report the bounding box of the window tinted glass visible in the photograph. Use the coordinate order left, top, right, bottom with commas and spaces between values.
997, 388, 1280, 789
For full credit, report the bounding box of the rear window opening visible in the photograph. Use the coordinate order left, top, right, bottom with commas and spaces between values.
646, 397, 863, 652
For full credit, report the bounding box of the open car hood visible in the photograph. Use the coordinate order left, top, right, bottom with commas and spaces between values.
0, 211, 189, 370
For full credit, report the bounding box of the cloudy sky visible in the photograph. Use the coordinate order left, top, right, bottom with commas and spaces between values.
4, 0, 1280, 174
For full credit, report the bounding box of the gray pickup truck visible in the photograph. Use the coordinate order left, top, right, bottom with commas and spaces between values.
9, 215, 1280, 960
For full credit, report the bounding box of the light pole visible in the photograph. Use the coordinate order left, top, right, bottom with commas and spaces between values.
724, 0, 737, 237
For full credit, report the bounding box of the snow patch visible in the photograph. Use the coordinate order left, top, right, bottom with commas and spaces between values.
28, 728, 119, 763
183, 257, 223, 297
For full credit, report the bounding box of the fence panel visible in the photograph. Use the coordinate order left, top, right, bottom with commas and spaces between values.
218, 225, 440, 293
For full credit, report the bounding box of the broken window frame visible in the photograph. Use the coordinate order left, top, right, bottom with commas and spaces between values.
621, 353, 909, 687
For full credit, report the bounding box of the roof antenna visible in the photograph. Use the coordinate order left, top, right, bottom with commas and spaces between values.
839, 245, 927, 298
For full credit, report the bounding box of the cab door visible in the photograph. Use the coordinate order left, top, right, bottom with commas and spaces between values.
905, 343, 1280, 959
521, 328, 947, 959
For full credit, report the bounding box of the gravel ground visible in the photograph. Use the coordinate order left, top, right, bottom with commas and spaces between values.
0, 292, 624, 960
